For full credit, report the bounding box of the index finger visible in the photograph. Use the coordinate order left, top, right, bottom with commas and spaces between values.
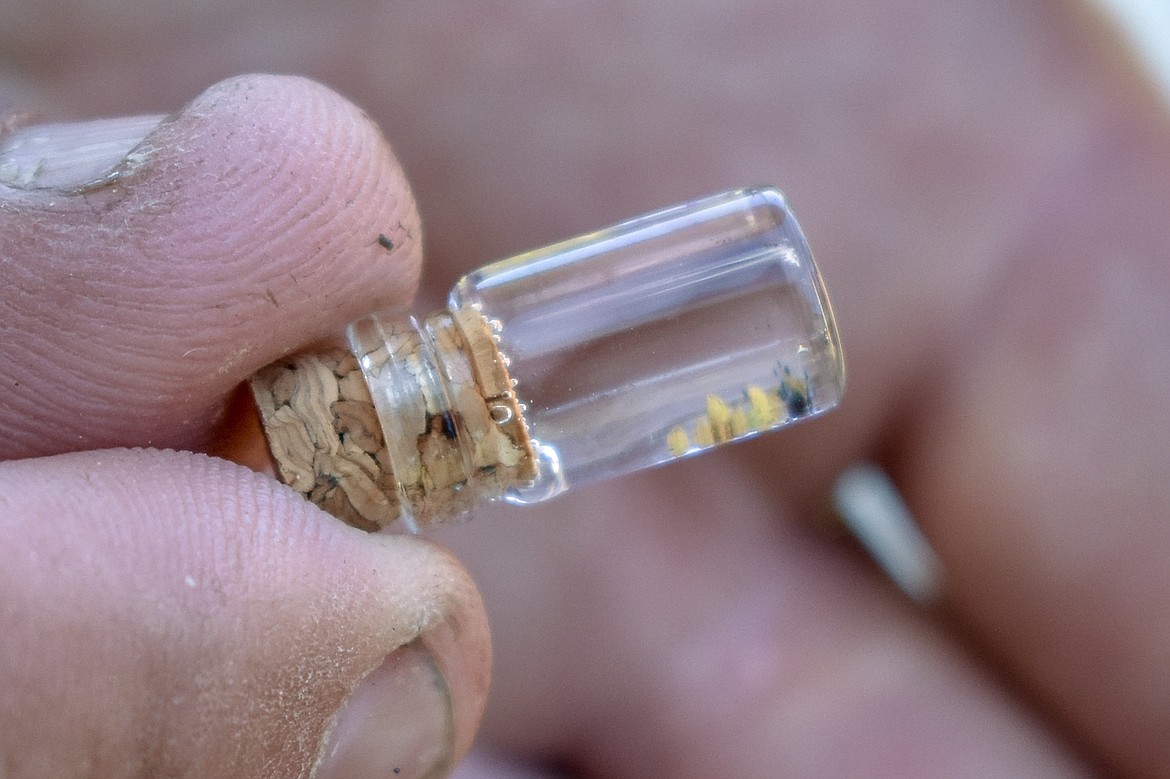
0, 74, 421, 460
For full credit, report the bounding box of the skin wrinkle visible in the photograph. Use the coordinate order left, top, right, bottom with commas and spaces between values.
0, 449, 480, 778
0, 75, 421, 459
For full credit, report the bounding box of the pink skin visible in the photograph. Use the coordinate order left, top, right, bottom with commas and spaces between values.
2, 2, 1170, 777
0, 449, 487, 777
0, 76, 421, 457
0, 76, 488, 777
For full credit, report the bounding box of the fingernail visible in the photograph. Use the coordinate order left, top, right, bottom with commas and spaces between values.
0, 114, 164, 190
316, 641, 455, 779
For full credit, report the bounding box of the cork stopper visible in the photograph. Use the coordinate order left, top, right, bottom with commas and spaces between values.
250, 308, 537, 531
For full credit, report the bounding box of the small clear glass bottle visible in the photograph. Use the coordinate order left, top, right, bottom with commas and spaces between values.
252, 187, 844, 532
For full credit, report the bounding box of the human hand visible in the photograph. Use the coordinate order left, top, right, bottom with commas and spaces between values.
4, 2, 1170, 778
0, 75, 490, 778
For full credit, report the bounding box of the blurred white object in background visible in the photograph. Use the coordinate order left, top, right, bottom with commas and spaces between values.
1095, 0, 1170, 104
833, 464, 943, 607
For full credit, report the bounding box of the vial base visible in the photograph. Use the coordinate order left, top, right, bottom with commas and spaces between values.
454, 186, 844, 503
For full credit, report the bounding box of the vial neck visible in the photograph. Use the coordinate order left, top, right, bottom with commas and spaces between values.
349, 307, 536, 530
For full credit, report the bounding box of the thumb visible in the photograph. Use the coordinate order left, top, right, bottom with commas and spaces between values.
0, 448, 489, 778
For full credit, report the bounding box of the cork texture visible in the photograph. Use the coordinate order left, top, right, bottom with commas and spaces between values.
250, 310, 537, 530
450, 308, 538, 487
250, 348, 400, 531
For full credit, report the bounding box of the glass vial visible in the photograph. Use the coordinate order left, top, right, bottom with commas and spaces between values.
252, 187, 844, 532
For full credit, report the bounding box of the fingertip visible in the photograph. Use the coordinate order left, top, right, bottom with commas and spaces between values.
152, 73, 424, 337
0, 449, 489, 777
413, 547, 493, 767
318, 541, 491, 779
0, 73, 423, 458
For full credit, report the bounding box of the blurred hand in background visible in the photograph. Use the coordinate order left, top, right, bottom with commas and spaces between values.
2, 3, 1168, 777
